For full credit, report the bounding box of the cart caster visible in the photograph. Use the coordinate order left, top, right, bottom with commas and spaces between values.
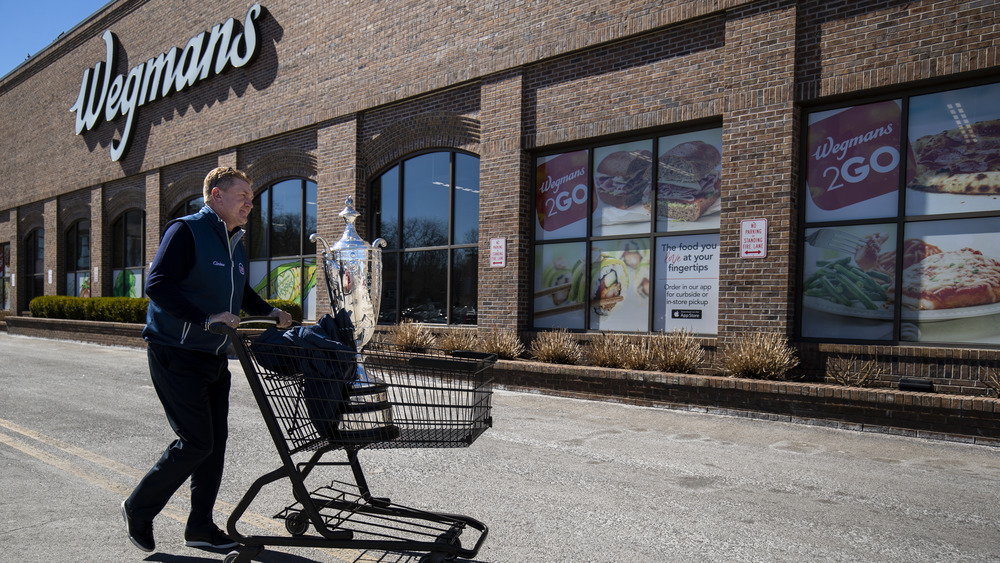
224, 545, 263, 563
284, 511, 309, 536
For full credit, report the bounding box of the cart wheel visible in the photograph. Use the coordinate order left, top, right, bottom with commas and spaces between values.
225, 546, 263, 562
223, 551, 240, 563
284, 511, 309, 536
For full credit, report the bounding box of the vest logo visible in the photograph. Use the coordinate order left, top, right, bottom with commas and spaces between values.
70, 4, 264, 161
213, 261, 226, 267
239, 263, 245, 275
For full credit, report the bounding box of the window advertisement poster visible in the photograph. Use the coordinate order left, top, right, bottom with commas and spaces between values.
652, 234, 719, 334
655, 128, 723, 233
592, 140, 653, 237
906, 82, 1000, 216
532, 241, 587, 329
112, 268, 143, 298
899, 217, 1000, 345
534, 150, 591, 241
805, 100, 906, 222
801, 224, 897, 340
589, 238, 651, 331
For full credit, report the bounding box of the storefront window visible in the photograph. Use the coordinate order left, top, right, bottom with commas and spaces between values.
532, 127, 723, 334
800, 80, 1000, 345
65, 220, 91, 297
112, 210, 145, 298
0, 242, 10, 310
169, 196, 204, 220
373, 151, 480, 325
25, 228, 44, 305
246, 178, 318, 320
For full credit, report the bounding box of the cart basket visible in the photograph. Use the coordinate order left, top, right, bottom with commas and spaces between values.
233, 328, 496, 456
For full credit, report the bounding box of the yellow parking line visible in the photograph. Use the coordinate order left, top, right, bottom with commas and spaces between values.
0, 417, 361, 562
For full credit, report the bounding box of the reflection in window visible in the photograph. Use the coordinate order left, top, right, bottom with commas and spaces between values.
246, 179, 318, 320
373, 151, 480, 325
66, 220, 91, 297
170, 196, 204, 220
25, 228, 44, 305
0, 242, 10, 310
112, 210, 145, 298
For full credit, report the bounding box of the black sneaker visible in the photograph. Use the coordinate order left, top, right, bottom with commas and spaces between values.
184, 525, 239, 549
121, 500, 155, 553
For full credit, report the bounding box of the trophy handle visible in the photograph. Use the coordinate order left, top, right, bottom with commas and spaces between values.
309, 233, 331, 252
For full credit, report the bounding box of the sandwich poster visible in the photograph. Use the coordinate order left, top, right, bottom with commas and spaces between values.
805, 100, 906, 222
592, 140, 653, 236
535, 150, 592, 241
655, 129, 723, 233
653, 233, 719, 334
905, 82, 1000, 216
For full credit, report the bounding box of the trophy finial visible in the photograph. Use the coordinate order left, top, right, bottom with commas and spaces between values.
339, 196, 359, 226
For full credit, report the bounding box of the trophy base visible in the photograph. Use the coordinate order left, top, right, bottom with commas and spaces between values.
334, 377, 398, 443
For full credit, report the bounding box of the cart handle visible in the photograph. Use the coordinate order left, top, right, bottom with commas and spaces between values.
208, 316, 298, 335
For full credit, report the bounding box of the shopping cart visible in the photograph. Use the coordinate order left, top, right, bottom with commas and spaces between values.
213, 318, 496, 563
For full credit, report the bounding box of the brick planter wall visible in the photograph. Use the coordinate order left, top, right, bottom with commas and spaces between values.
6, 316, 999, 447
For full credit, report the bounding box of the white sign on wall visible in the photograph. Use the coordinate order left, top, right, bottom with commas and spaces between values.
740, 219, 768, 258
490, 237, 506, 268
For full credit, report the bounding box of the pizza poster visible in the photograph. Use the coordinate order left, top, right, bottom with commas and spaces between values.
589, 238, 651, 331
535, 150, 591, 241
653, 233, 719, 335
805, 100, 905, 222
533, 241, 586, 329
592, 140, 652, 237
905, 82, 1000, 216
899, 217, 1000, 345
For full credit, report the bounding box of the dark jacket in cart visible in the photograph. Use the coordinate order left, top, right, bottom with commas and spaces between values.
121, 167, 292, 554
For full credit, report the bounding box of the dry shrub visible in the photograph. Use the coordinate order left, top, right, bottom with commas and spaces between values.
827, 354, 884, 388
436, 330, 479, 353
718, 332, 798, 380
585, 332, 651, 369
649, 329, 705, 374
585, 332, 627, 368
530, 329, 583, 365
387, 319, 436, 352
477, 328, 525, 360
982, 366, 1000, 397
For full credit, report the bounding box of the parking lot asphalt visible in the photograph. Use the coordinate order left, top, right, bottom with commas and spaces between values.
1, 331, 999, 563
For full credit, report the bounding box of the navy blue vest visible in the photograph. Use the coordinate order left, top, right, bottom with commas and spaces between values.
142, 206, 249, 355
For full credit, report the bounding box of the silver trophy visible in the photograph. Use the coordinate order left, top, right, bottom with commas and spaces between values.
310, 196, 386, 384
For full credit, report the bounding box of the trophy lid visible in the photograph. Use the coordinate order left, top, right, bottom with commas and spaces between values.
332, 196, 386, 251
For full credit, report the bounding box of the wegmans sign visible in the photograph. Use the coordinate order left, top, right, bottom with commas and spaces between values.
70, 4, 264, 161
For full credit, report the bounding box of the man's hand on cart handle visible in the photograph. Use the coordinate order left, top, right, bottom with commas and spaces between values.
208, 311, 242, 330
268, 308, 294, 328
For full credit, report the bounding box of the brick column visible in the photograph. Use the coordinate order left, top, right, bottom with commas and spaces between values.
90, 185, 104, 297
718, 1, 799, 345
43, 198, 59, 296
479, 71, 530, 331
314, 118, 361, 318
144, 171, 162, 274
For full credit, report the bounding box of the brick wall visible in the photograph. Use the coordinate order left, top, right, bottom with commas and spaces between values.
2, 0, 999, 396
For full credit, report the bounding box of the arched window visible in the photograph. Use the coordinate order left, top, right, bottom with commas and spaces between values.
25, 228, 44, 304
246, 178, 318, 320
169, 196, 204, 220
372, 151, 479, 325
112, 210, 145, 297
65, 220, 91, 297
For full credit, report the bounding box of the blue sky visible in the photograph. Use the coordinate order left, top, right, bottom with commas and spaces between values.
0, 0, 109, 79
